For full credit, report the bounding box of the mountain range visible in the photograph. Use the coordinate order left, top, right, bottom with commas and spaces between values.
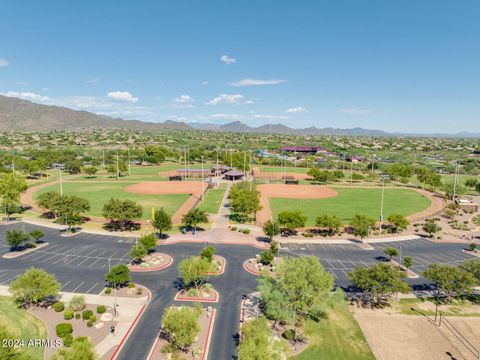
0, 95, 479, 137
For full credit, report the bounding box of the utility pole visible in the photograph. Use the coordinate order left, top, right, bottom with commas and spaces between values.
59, 169, 63, 197
201, 155, 205, 201
350, 160, 353, 185
128, 148, 131, 176
452, 161, 459, 202
379, 174, 389, 231
216, 149, 219, 185
116, 150, 119, 181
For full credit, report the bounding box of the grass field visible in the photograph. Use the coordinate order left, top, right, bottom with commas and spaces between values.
290, 301, 374, 360
0, 296, 47, 360
33, 182, 190, 220
270, 187, 431, 225
196, 184, 227, 214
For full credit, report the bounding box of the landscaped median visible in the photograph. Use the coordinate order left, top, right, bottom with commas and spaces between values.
128, 252, 173, 272
146, 304, 216, 360
243, 241, 281, 276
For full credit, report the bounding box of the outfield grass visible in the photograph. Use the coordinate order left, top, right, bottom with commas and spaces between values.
0, 296, 47, 360
270, 187, 431, 225
290, 302, 374, 360
33, 182, 189, 220
260, 166, 310, 174
196, 184, 227, 214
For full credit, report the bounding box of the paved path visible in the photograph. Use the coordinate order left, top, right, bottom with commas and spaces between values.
210, 182, 231, 230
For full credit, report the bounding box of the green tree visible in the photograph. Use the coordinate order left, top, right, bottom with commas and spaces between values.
277, 211, 307, 233
36, 190, 63, 218
102, 198, 143, 230
84, 167, 98, 177
424, 264, 476, 302
65, 160, 82, 174
237, 317, 286, 360
181, 208, 208, 232
0, 173, 28, 220
350, 214, 376, 241
51, 337, 98, 360
315, 214, 342, 235
258, 256, 334, 319
178, 256, 211, 290
106, 164, 117, 177
56, 195, 90, 230
263, 220, 280, 241
153, 208, 172, 236
138, 233, 157, 252
200, 246, 216, 263
229, 182, 262, 222
29, 229, 44, 243
348, 263, 410, 305
104, 264, 131, 287
6, 228, 29, 250
9, 268, 60, 305
161, 305, 201, 350
384, 247, 399, 261
459, 260, 480, 285
423, 219, 441, 237
129, 243, 147, 264
387, 214, 409, 233
307, 168, 334, 183
403, 256, 413, 270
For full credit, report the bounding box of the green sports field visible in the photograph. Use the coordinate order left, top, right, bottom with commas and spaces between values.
259, 166, 310, 174
0, 296, 47, 360
196, 184, 227, 214
270, 187, 431, 225
33, 182, 189, 220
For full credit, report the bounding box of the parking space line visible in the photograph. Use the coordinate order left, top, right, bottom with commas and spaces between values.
0, 273, 9, 280
41, 254, 62, 263
0, 275, 18, 285
70, 282, 85, 293
60, 280, 72, 290
75, 257, 92, 267
88, 258, 103, 268
85, 283, 98, 294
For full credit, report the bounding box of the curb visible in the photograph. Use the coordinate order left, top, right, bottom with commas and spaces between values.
129, 254, 174, 273
207, 255, 226, 276
243, 259, 261, 276
202, 308, 216, 360
2, 242, 49, 259
462, 249, 480, 258
158, 238, 268, 249
174, 289, 219, 303
109, 285, 152, 360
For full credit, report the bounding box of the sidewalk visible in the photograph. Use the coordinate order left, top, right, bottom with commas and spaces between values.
0, 285, 150, 359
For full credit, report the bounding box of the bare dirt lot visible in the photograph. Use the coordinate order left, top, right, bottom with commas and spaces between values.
353, 306, 480, 360
256, 184, 337, 226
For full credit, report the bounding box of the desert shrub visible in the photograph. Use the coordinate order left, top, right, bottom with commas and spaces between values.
96, 305, 106, 314
282, 329, 296, 341
128, 283, 135, 288
243, 229, 250, 234
89, 315, 96, 323
74, 312, 81, 319
231, 226, 237, 231
104, 288, 112, 295
63, 333, 73, 347
87, 320, 93, 328
136, 288, 143, 295
203, 283, 213, 293
260, 250, 274, 265
187, 288, 199, 297
63, 310, 74, 320
25, 243, 36, 248
53, 302, 65, 312
82, 309, 93, 320
69, 295, 86, 312
55, 323, 73, 338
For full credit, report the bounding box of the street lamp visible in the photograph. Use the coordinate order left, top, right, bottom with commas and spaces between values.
379, 174, 390, 232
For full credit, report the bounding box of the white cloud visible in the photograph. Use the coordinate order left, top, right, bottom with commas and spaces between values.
201, 81, 209, 85
338, 108, 370, 115
1, 91, 53, 104
253, 114, 289, 121
220, 55, 236, 64
40, 87, 49, 92
286, 106, 309, 114
229, 78, 287, 87
171, 94, 195, 108
107, 91, 138, 103
85, 78, 99, 84
209, 113, 243, 121
62, 96, 151, 118
206, 94, 253, 106
0, 58, 9, 67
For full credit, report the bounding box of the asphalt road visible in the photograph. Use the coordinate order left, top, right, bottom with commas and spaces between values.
0, 222, 476, 360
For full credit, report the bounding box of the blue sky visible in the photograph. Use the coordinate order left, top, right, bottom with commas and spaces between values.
1, 0, 479, 133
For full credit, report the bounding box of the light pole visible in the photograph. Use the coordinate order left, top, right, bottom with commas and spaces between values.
452, 161, 459, 202
59, 168, 63, 197
379, 174, 390, 232
201, 156, 205, 202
